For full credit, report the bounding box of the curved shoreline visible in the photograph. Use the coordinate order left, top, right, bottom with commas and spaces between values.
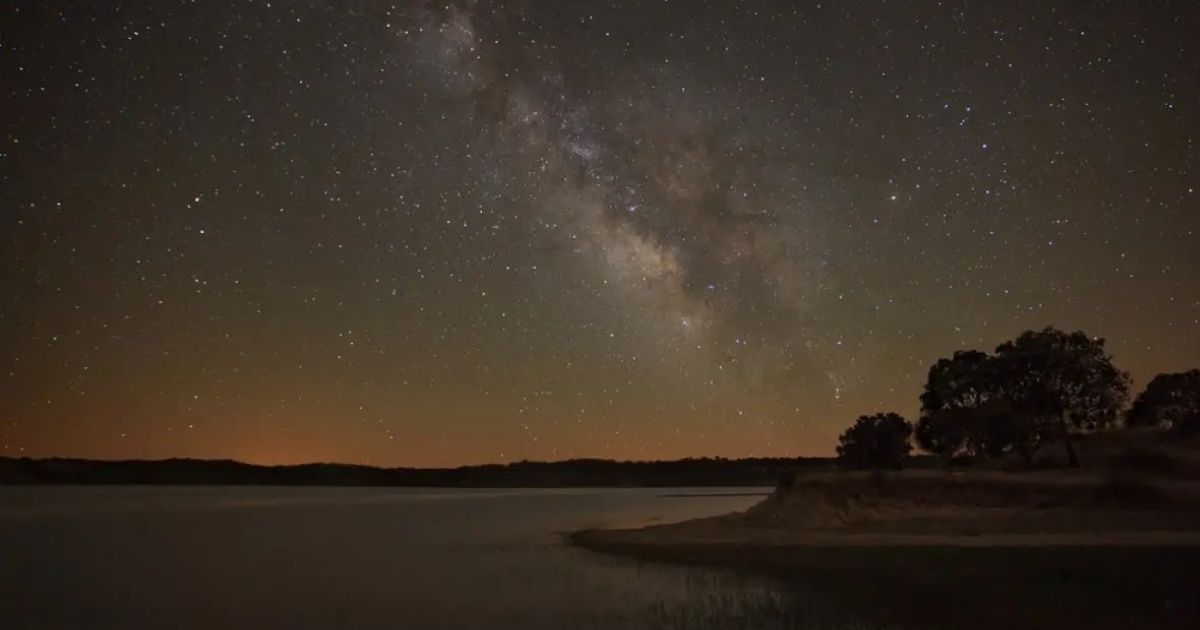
568, 480, 1200, 630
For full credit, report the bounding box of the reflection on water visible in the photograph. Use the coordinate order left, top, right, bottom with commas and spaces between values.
0, 487, 867, 629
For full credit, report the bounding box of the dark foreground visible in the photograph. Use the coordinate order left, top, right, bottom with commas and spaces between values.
571, 536, 1200, 630
571, 470, 1200, 629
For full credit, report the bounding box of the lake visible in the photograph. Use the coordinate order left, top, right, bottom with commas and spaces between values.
0, 486, 815, 629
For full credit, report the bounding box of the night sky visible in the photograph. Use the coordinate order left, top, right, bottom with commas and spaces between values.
2, 1, 1197, 466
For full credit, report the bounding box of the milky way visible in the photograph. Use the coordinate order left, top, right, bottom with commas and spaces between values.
2, 1, 1197, 465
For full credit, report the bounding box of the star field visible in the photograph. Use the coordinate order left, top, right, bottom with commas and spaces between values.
1, 1, 1197, 466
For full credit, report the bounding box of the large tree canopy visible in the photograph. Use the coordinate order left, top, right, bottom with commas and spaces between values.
919, 350, 996, 415
913, 327, 1130, 467
915, 350, 1018, 460
1127, 370, 1200, 433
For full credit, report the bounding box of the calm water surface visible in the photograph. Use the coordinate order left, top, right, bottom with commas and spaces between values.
0, 486, 819, 629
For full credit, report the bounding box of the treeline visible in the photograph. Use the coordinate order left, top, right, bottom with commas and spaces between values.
0, 455, 838, 487
837, 327, 1200, 470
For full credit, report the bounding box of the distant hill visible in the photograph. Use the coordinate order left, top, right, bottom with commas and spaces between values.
0, 455, 840, 487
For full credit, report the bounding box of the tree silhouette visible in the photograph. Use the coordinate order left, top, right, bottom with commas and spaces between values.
971, 399, 1039, 462
916, 350, 1002, 461
1127, 369, 1200, 434
913, 327, 1131, 467
919, 350, 996, 413
836, 412, 913, 470
992, 327, 1131, 467
915, 407, 972, 463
